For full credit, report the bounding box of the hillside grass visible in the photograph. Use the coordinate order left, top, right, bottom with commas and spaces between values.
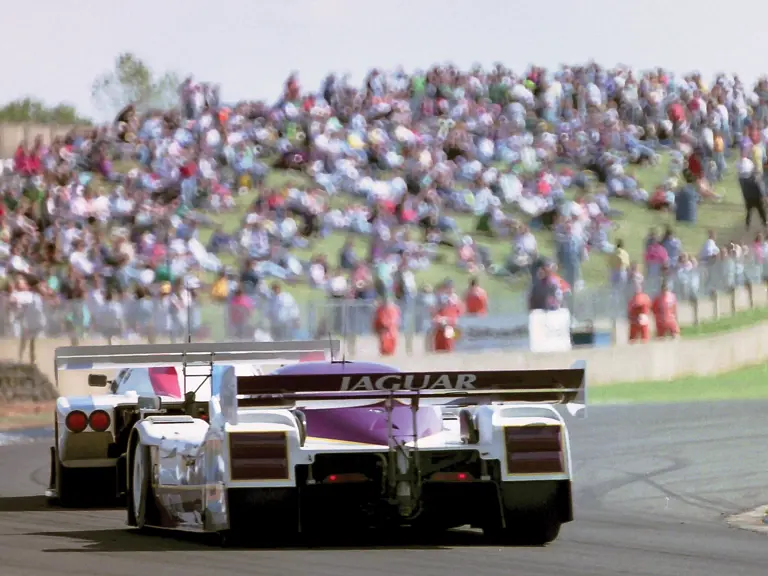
104, 154, 747, 309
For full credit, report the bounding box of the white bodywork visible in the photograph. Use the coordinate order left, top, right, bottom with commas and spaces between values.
127, 363, 585, 534
47, 341, 341, 504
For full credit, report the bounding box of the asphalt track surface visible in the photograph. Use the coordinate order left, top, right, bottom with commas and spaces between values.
1, 401, 767, 576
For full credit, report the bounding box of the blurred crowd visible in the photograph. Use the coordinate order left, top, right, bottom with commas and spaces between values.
3, 61, 768, 358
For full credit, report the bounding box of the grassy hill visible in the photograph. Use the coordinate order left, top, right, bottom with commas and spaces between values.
186, 154, 747, 310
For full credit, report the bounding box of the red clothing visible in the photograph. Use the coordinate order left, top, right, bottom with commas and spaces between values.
374, 303, 400, 356
464, 287, 488, 315
652, 291, 679, 338
13, 146, 41, 176
628, 292, 652, 342
432, 304, 460, 352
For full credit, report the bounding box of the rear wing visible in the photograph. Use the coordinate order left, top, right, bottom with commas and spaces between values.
234, 363, 587, 418
53, 340, 341, 386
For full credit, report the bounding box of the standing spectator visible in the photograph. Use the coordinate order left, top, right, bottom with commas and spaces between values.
268, 283, 300, 341
431, 294, 462, 353
609, 239, 630, 288
738, 156, 767, 229
464, 278, 488, 316
10, 277, 45, 363
228, 285, 254, 340
652, 280, 680, 339
529, 262, 564, 311
373, 294, 400, 356
627, 282, 652, 343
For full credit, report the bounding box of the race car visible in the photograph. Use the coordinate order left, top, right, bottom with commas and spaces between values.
46, 340, 340, 507
122, 349, 587, 546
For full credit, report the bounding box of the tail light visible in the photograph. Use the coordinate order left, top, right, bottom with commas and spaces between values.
229, 432, 289, 481
65, 410, 88, 433
88, 410, 111, 432
324, 473, 368, 484
430, 472, 474, 482
504, 425, 564, 475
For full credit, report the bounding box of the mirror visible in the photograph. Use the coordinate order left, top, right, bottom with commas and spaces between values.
138, 396, 162, 411
88, 374, 108, 387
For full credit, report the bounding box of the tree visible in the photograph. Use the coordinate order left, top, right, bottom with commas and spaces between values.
91, 52, 183, 115
0, 98, 91, 125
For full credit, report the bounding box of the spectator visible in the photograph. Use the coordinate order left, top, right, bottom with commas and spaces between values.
627, 281, 652, 343
268, 282, 300, 341
652, 280, 680, 339
373, 294, 400, 356
464, 278, 488, 316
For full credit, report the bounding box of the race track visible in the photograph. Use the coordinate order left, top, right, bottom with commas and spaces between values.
1, 401, 767, 576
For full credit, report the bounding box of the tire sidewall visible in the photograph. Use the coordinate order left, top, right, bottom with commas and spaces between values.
133, 444, 149, 529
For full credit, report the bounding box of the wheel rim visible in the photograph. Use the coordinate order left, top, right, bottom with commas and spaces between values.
132, 447, 144, 521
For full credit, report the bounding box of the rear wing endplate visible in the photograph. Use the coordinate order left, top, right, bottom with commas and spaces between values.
54, 340, 341, 386
235, 363, 588, 418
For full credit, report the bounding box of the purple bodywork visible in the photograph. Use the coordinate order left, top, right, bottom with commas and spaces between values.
270, 361, 443, 446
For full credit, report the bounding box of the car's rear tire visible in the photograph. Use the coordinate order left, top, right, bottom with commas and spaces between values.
55, 453, 86, 508
129, 442, 159, 530
485, 501, 561, 546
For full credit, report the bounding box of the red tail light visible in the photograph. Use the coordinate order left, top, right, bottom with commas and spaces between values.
504, 425, 564, 475
65, 410, 88, 433
430, 472, 474, 482
323, 473, 368, 484
229, 432, 289, 481
88, 410, 111, 432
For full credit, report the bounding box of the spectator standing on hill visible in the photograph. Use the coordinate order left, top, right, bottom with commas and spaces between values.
738, 156, 767, 229
609, 239, 630, 287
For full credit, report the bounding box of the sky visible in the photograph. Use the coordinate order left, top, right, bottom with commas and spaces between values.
2, 0, 768, 122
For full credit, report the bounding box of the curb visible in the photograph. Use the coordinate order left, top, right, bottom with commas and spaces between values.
726, 505, 768, 534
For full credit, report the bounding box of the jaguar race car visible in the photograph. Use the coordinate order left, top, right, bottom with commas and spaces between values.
121, 351, 587, 546
46, 340, 340, 507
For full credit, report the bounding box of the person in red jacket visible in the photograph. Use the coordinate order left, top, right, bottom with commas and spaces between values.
432, 294, 462, 352
652, 281, 679, 339
627, 282, 652, 342
464, 278, 488, 316
373, 295, 400, 356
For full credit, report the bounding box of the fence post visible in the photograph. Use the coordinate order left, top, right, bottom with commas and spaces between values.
711, 290, 720, 320
747, 282, 755, 309
404, 300, 413, 356
345, 300, 357, 357
730, 287, 737, 316
690, 295, 699, 326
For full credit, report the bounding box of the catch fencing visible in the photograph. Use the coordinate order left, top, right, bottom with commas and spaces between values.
0, 257, 761, 349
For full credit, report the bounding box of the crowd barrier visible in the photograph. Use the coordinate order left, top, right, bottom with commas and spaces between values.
0, 257, 762, 353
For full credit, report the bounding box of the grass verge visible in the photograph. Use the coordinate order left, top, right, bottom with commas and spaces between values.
0, 402, 55, 431
680, 305, 768, 338
590, 363, 768, 405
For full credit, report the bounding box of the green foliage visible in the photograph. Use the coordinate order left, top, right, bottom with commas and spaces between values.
91, 52, 183, 115
0, 98, 91, 125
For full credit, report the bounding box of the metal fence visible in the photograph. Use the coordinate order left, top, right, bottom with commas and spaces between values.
0, 257, 760, 347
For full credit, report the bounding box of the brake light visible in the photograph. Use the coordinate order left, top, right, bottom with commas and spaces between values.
229, 432, 289, 481
504, 425, 564, 475
88, 410, 111, 432
65, 410, 88, 433
430, 472, 474, 482
324, 473, 368, 484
